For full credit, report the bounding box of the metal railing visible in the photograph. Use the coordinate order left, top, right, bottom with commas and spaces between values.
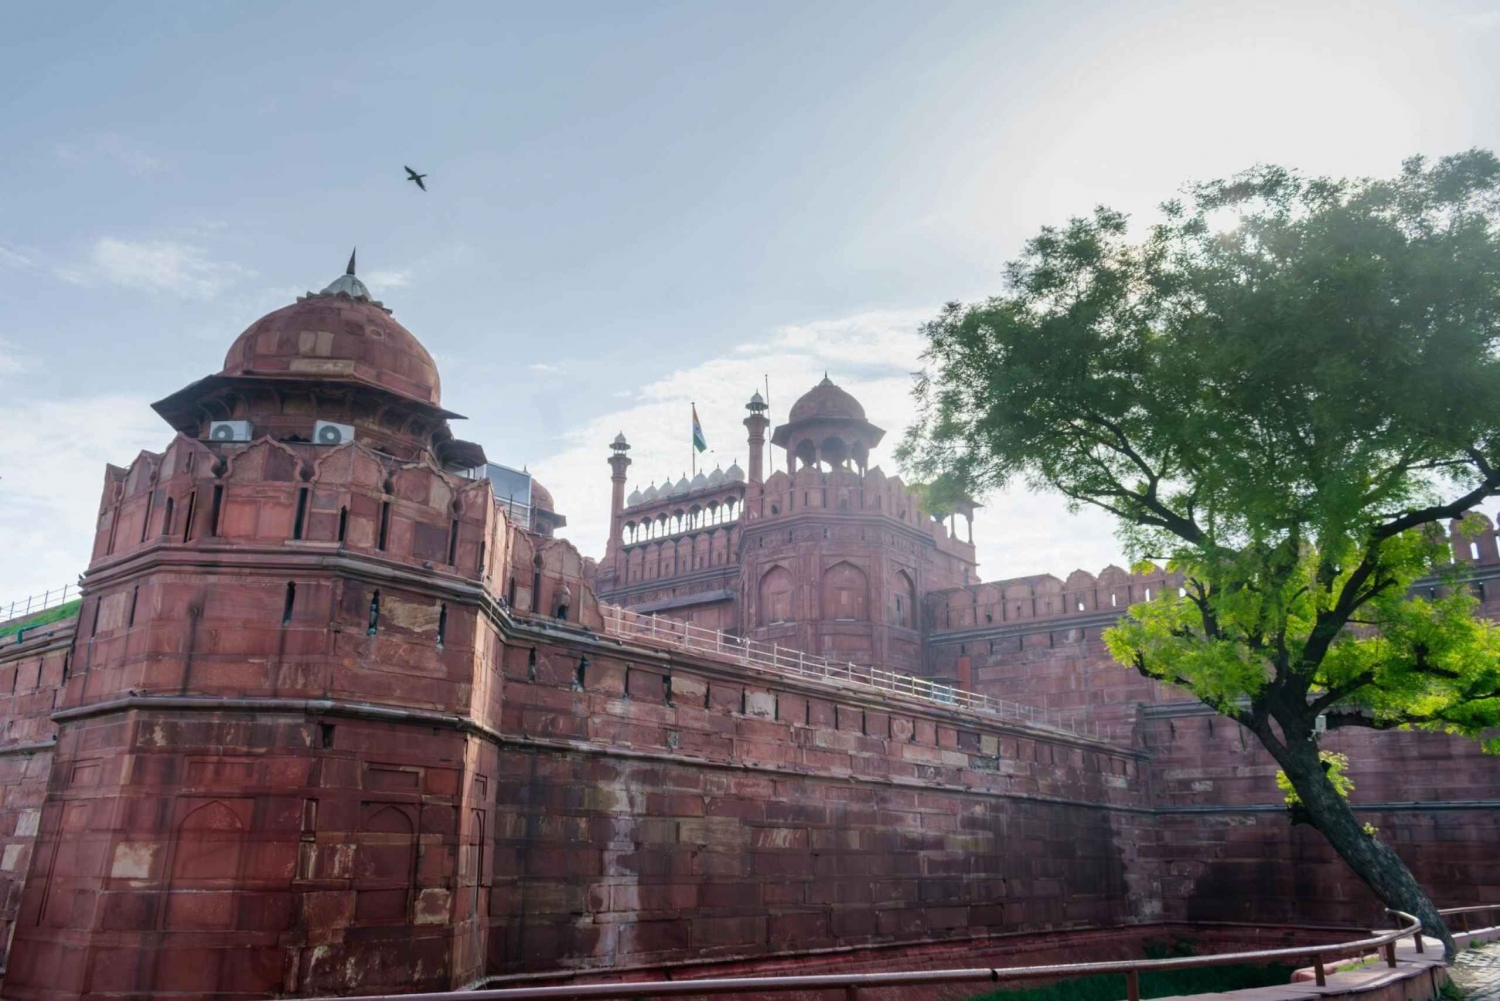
1441, 903, 1500, 935
600, 604, 1101, 738
325, 910, 1423, 1001
0, 584, 78, 627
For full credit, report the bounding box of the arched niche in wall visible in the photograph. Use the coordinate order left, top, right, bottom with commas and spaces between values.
356, 803, 417, 924
822, 560, 869, 622
758, 565, 795, 626
894, 569, 917, 629
165, 799, 247, 930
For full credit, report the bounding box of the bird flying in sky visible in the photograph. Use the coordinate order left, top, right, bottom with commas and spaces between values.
404, 166, 427, 191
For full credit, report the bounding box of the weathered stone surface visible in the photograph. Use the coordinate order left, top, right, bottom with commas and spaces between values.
0, 269, 1496, 1001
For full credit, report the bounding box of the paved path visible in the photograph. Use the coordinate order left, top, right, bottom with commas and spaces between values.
1452, 941, 1500, 1001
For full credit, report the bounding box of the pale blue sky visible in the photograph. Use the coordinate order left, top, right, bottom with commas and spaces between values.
3, 0, 1499, 599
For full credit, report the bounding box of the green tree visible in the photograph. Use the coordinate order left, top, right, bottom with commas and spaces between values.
899, 151, 1500, 959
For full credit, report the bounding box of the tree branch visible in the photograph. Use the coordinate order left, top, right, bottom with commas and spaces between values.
1371, 465, 1500, 541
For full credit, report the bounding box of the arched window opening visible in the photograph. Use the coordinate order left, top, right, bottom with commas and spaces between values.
338, 506, 348, 543
368, 590, 381, 635
282, 581, 296, 625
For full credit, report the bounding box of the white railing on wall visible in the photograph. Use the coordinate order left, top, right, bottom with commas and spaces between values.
598, 603, 1099, 739
0, 584, 79, 627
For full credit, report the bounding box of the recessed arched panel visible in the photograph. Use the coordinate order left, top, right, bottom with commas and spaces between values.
894, 569, 917, 629
758, 566, 795, 626
356, 804, 417, 923
822, 561, 869, 622
165, 798, 248, 930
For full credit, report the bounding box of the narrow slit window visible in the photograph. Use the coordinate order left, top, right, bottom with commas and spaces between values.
378, 501, 391, 550
527, 647, 537, 681
282, 582, 296, 625
181, 491, 196, 542
140, 490, 155, 543
367, 590, 380, 635
160, 497, 174, 538
575, 656, 587, 690
127, 585, 139, 627
209, 484, 223, 536
292, 487, 309, 540
477, 539, 486, 574
447, 518, 459, 564
337, 506, 347, 543
437, 602, 447, 647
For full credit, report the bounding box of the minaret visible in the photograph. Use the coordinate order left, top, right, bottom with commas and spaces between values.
744, 391, 769, 484
607, 431, 631, 553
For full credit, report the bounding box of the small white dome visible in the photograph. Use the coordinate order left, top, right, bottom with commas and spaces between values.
691, 471, 708, 490
641, 482, 659, 502
706, 465, 725, 487
725, 460, 745, 482
671, 474, 691, 495
626, 487, 642, 506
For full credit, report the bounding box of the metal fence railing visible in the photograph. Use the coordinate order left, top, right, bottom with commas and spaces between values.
599, 603, 1100, 739
0, 584, 79, 627
316, 910, 1424, 1001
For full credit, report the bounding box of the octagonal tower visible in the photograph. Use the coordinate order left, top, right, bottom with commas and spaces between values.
4, 258, 519, 1000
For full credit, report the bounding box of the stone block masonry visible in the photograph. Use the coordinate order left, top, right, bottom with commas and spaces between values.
0, 259, 1495, 1000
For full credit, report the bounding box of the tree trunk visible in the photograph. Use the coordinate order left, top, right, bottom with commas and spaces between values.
1276, 732, 1456, 960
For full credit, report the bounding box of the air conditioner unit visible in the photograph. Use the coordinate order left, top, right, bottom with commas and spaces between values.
313, 420, 355, 446
208, 420, 253, 442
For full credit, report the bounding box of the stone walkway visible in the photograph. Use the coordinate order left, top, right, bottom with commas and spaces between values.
1452, 941, 1500, 1001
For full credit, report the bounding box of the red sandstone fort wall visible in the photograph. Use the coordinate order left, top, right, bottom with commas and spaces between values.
923, 530, 1500, 930
486, 635, 1154, 976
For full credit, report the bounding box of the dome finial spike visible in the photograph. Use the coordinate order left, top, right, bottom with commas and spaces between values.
346, 248, 357, 276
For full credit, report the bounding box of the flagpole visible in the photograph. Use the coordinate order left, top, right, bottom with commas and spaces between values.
764, 374, 772, 475
691, 402, 696, 478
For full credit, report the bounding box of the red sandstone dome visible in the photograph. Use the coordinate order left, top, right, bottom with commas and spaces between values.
220, 267, 442, 408
787, 374, 866, 423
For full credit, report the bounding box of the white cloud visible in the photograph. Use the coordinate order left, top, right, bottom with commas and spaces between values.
55, 133, 165, 175
0, 339, 30, 377
529, 308, 1123, 583
74, 238, 251, 300
364, 269, 412, 292
0, 245, 34, 271
0, 393, 165, 601
528, 362, 561, 374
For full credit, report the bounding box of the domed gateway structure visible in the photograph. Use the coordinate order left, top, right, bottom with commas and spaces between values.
597, 374, 976, 667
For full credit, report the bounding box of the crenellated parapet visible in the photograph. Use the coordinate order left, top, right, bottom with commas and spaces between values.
750, 464, 977, 564
926, 562, 1183, 635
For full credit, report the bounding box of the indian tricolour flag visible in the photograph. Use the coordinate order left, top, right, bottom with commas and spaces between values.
692, 404, 708, 453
